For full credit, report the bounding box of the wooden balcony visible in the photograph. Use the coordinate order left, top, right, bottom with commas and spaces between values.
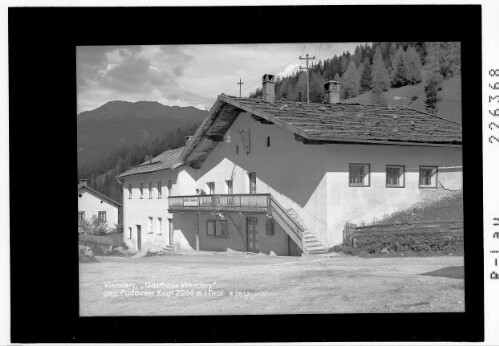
168, 194, 271, 213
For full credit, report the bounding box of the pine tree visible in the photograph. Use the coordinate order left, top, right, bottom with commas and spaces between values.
309, 71, 325, 103
359, 58, 372, 93
340, 55, 348, 75
404, 45, 423, 84
295, 71, 308, 101
371, 46, 391, 92
424, 72, 442, 114
357, 62, 364, 93
333, 72, 341, 82
391, 46, 407, 87
340, 60, 360, 99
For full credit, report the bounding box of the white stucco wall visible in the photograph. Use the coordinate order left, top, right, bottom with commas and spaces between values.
121, 110, 463, 252
172, 212, 297, 255
122, 169, 183, 252
174, 111, 462, 247
77, 190, 119, 229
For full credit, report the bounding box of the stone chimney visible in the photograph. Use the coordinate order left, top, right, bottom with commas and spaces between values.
262, 74, 276, 103
324, 80, 341, 104
78, 179, 88, 186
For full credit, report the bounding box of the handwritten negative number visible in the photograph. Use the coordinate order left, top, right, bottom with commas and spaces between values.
491, 69, 499, 144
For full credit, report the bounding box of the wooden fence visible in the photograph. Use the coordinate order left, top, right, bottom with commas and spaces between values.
343, 220, 464, 247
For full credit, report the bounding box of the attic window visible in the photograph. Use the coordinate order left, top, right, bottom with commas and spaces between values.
266, 136, 271, 147
236, 145, 239, 155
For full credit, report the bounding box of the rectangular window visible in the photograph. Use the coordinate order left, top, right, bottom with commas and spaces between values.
128, 184, 132, 199
266, 219, 274, 236
215, 220, 228, 238
386, 165, 405, 188
78, 211, 85, 226
149, 182, 153, 198
206, 220, 215, 236
157, 181, 162, 198
167, 180, 173, 195
226, 180, 233, 194
207, 182, 215, 195
249, 172, 256, 194
349, 164, 370, 187
266, 136, 271, 147
140, 183, 144, 199
157, 217, 162, 235
128, 227, 132, 239
236, 145, 239, 155
148, 217, 153, 233
98, 211, 106, 222
419, 166, 438, 188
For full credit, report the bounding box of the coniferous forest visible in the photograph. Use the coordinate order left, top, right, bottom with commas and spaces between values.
250, 42, 461, 115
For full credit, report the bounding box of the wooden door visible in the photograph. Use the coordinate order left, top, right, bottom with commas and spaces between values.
137, 225, 142, 251
246, 217, 259, 253
168, 218, 174, 246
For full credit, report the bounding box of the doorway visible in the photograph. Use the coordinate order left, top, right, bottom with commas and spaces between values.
168, 218, 174, 246
248, 172, 256, 194
246, 216, 259, 253
136, 225, 142, 251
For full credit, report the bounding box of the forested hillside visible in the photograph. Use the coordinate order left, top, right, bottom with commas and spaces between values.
77, 100, 206, 202
250, 42, 461, 120
78, 124, 199, 202
78, 100, 207, 166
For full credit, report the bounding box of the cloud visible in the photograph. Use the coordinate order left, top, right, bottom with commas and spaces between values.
77, 43, 365, 113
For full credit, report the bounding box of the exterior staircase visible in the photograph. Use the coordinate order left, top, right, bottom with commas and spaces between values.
269, 196, 329, 255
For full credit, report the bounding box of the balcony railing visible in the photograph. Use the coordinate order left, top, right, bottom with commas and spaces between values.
168, 194, 270, 213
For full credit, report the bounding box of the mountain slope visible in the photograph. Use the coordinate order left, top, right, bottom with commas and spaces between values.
342, 75, 461, 123
77, 100, 208, 166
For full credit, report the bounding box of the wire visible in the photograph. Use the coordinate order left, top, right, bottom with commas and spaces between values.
240, 57, 300, 95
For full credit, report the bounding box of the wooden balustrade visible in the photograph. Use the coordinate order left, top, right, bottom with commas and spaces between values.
168, 194, 270, 212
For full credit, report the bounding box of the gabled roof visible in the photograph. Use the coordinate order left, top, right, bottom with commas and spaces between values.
180, 94, 462, 168
117, 146, 184, 178
78, 184, 122, 207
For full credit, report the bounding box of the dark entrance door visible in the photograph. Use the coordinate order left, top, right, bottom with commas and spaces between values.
137, 225, 142, 251
246, 216, 259, 253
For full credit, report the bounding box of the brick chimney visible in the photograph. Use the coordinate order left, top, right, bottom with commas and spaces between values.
324, 81, 341, 104
262, 74, 276, 103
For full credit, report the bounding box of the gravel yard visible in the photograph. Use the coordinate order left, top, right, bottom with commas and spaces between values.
79, 252, 464, 316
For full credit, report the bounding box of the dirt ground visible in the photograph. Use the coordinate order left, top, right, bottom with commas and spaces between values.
79, 252, 464, 316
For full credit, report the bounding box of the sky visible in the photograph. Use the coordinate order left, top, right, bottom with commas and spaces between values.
77, 43, 363, 113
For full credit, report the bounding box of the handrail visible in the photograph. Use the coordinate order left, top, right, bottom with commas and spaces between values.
168, 193, 271, 198
168, 194, 270, 210
269, 196, 304, 244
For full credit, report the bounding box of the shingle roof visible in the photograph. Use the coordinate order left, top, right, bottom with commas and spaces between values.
224, 95, 462, 144
78, 184, 122, 207
117, 146, 184, 178
180, 94, 462, 167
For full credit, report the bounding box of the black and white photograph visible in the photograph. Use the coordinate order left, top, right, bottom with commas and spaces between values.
77, 42, 465, 316
7, 3, 491, 344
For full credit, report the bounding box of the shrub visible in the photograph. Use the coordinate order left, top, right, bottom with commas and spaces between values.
351, 226, 463, 255
80, 215, 110, 235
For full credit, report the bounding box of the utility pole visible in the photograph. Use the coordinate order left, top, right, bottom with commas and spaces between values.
237, 79, 244, 97
299, 53, 315, 103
